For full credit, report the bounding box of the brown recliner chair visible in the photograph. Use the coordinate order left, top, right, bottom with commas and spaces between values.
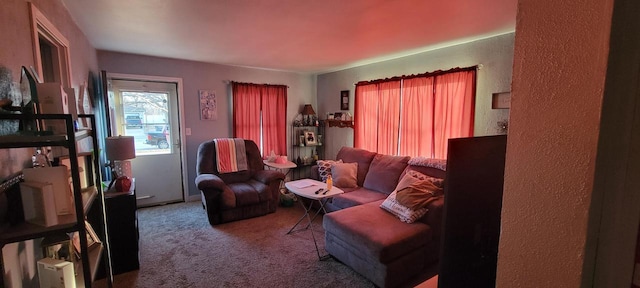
195, 139, 285, 225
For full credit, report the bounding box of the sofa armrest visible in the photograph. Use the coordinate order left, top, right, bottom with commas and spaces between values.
253, 170, 285, 185
419, 196, 445, 239
310, 165, 320, 181
195, 174, 227, 191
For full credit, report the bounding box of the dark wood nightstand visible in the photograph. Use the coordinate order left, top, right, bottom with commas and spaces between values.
89, 179, 139, 277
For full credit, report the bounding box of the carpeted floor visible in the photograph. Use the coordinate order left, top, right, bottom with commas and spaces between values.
94, 201, 436, 288
94, 201, 375, 288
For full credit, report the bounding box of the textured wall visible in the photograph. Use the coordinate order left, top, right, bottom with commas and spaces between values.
316, 33, 514, 159
98, 51, 315, 197
496, 0, 614, 287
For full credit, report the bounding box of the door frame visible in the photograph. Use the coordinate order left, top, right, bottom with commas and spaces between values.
107, 72, 190, 203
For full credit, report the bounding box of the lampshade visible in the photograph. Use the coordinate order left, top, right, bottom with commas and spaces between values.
105, 136, 136, 160
301, 104, 316, 115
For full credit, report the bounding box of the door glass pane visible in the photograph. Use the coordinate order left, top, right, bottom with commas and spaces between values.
121, 91, 171, 156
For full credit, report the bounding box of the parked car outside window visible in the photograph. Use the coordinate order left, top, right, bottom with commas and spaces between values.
125, 115, 143, 128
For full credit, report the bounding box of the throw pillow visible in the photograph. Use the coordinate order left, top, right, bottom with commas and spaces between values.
406, 170, 444, 188
407, 157, 447, 171
395, 180, 443, 210
331, 162, 358, 188
317, 159, 343, 182
380, 191, 428, 224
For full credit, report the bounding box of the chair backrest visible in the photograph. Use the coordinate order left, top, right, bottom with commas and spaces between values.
196, 139, 264, 183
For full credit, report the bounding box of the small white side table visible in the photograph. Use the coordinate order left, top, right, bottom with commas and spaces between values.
284, 178, 344, 260
263, 159, 297, 177
263, 160, 297, 197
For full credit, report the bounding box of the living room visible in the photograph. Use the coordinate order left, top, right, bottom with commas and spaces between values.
1, 0, 639, 287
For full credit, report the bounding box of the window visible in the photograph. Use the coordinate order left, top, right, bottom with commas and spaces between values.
355, 67, 476, 159
232, 82, 287, 156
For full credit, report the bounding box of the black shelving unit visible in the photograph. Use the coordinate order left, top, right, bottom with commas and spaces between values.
0, 114, 113, 288
291, 121, 325, 180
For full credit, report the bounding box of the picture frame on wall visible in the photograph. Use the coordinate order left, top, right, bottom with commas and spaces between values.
199, 90, 217, 120
340, 90, 349, 110
304, 130, 317, 146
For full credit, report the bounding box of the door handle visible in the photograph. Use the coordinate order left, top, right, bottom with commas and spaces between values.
136, 195, 154, 200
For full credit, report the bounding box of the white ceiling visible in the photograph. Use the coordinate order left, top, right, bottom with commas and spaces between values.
61, 0, 517, 74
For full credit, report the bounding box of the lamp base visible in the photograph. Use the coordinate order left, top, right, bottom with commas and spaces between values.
114, 160, 132, 179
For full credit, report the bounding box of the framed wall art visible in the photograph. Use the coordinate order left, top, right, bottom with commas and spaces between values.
199, 90, 217, 120
340, 90, 349, 110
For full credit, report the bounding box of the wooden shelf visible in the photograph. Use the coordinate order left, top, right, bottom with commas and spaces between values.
0, 129, 92, 148
0, 218, 79, 244
0, 187, 96, 244
0, 114, 112, 287
325, 119, 354, 128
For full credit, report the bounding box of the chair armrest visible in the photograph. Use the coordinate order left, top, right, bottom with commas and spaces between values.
253, 170, 285, 185
195, 174, 227, 191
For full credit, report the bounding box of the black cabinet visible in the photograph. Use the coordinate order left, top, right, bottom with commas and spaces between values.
89, 182, 139, 278
438, 135, 507, 288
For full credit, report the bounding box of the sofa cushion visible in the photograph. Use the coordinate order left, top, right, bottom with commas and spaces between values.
323, 200, 433, 264
363, 154, 410, 194
331, 162, 358, 188
329, 188, 388, 210
336, 147, 377, 186
225, 179, 270, 208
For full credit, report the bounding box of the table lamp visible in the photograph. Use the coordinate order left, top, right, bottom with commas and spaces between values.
301, 104, 316, 126
105, 135, 135, 179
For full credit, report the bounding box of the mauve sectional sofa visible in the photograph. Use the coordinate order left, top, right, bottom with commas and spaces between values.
315, 147, 446, 288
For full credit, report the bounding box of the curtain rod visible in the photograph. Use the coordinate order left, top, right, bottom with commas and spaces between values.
354, 65, 479, 86
223, 80, 289, 88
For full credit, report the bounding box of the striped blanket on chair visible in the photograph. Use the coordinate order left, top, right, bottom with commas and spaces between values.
214, 138, 248, 173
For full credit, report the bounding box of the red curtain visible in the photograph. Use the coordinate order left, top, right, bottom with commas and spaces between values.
354, 83, 378, 151
399, 76, 435, 157
261, 85, 287, 156
433, 70, 475, 158
354, 81, 401, 154
376, 81, 401, 155
232, 83, 261, 144
232, 83, 287, 156
354, 68, 475, 158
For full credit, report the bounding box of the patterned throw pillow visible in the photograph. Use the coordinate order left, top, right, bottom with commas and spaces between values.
380, 191, 428, 224
317, 159, 343, 182
408, 157, 447, 171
